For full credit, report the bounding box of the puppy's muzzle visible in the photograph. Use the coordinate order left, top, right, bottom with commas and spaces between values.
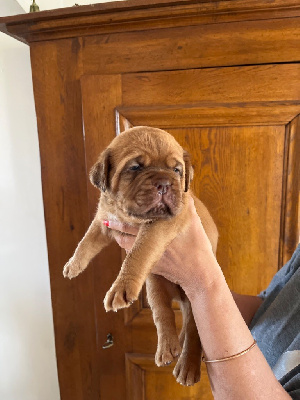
154, 178, 171, 195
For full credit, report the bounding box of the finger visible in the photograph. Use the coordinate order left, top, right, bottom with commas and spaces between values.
114, 233, 136, 251
151, 251, 170, 275
188, 196, 198, 215
104, 220, 139, 236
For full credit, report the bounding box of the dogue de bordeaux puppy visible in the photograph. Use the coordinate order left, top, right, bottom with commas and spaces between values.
63, 126, 218, 386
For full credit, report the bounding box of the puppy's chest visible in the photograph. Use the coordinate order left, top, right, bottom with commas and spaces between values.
97, 200, 142, 230
106, 212, 120, 222
97, 195, 147, 225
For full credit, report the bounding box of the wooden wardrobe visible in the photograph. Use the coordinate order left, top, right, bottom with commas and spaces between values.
1, 1, 300, 399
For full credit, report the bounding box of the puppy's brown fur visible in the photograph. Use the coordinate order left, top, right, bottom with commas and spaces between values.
63, 126, 218, 386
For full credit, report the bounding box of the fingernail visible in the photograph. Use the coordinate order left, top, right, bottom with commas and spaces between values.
102, 220, 109, 227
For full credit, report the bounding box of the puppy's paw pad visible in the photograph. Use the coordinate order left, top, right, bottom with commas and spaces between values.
155, 338, 181, 367
63, 259, 82, 279
104, 282, 138, 312
173, 355, 201, 386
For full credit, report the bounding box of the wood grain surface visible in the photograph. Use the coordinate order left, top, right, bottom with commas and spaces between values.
1, 0, 300, 44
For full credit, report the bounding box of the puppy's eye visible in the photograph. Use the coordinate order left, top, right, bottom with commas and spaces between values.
174, 167, 181, 174
129, 164, 142, 171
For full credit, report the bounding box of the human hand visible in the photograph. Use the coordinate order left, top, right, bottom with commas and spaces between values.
103, 220, 139, 251
104, 198, 218, 296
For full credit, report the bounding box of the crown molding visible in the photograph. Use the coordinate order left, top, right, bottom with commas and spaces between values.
1, 0, 300, 44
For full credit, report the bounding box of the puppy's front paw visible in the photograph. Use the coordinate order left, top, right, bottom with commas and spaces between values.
155, 335, 181, 367
104, 280, 139, 312
63, 258, 83, 279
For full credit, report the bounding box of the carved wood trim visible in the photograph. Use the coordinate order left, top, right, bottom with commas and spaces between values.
279, 115, 300, 267
125, 353, 213, 399
115, 110, 133, 135
125, 354, 145, 400
117, 102, 300, 128
126, 353, 174, 400
1, 0, 300, 44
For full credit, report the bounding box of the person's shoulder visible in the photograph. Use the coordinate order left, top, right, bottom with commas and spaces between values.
259, 244, 300, 300
284, 244, 300, 274
277, 244, 300, 280
250, 244, 300, 330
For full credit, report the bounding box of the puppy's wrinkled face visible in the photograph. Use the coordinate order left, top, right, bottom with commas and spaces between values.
90, 127, 193, 220
117, 151, 183, 219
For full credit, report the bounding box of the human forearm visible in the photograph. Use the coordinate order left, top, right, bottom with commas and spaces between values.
183, 258, 290, 400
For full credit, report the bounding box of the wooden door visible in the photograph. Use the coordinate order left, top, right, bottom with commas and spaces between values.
80, 64, 300, 400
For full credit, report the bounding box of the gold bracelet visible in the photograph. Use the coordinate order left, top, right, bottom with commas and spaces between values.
202, 340, 257, 363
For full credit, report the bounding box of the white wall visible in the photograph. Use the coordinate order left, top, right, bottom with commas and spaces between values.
12, 0, 122, 14
0, 38, 60, 400
0, 0, 24, 15
0, 1, 115, 399
0, 5, 60, 400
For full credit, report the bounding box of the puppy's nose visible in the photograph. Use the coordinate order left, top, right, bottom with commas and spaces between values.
154, 178, 171, 194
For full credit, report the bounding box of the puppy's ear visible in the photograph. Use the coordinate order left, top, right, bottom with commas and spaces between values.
183, 150, 194, 192
89, 149, 111, 192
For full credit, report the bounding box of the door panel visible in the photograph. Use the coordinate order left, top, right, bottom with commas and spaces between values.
169, 126, 284, 294
122, 65, 300, 105
82, 18, 300, 75
126, 354, 212, 400
81, 65, 300, 399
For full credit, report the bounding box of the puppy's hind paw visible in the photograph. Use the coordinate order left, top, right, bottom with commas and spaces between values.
173, 355, 201, 387
104, 280, 138, 312
155, 336, 181, 367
